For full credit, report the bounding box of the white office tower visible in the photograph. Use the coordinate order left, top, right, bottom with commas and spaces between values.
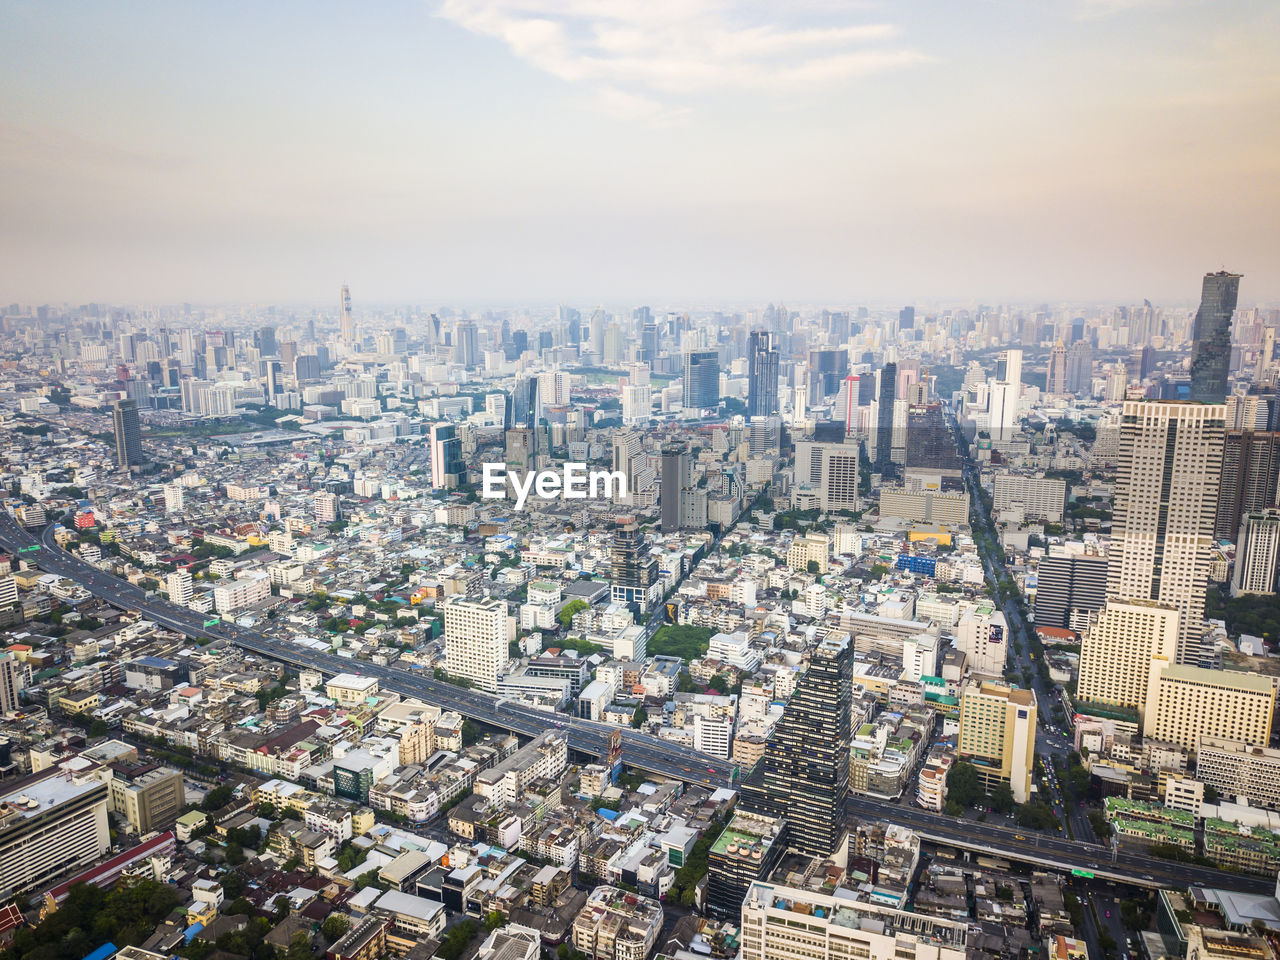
443, 596, 511, 693
955, 603, 1008, 679
166, 568, 194, 606
622, 379, 651, 425
1077, 598, 1179, 726
1108, 400, 1225, 664
1232, 510, 1280, 597
986, 348, 1022, 441
1106, 362, 1128, 401
162, 482, 184, 513
741, 883, 966, 960
538, 371, 572, 406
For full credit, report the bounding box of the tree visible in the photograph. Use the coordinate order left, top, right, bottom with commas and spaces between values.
286, 932, 313, 960
557, 599, 588, 629
631, 706, 647, 729
202, 784, 234, 811
89, 718, 109, 739
222, 870, 247, 899
321, 915, 350, 943
806, 559, 820, 575
946, 761, 982, 808
1204, 784, 1219, 804
484, 911, 506, 933
869, 563, 890, 580
706, 674, 729, 695
989, 781, 1016, 815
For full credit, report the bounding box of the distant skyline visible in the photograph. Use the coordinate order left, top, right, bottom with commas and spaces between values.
2, 0, 1278, 305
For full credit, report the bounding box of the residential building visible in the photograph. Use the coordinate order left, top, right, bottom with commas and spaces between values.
443, 596, 511, 692
957, 680, 1037, 802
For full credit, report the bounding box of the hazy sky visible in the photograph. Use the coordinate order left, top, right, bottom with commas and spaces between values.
2, 0, 1278, 307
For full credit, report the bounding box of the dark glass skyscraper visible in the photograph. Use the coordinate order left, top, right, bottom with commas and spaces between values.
1188, 270, 1242, 404
739, 631, 853, 857
659, 444, 689, 533
747, 330, 779, 418
1214, 430, 1280, 542
875, 362, 897, 477
112, 398, 143, 470
682, 350, 720, 410
610, 521, 658, 612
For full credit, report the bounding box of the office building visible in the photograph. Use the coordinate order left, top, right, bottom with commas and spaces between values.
899, 305, 916, 330
659, 444, 690, 533
1109, 400, 1225, 664
104, 763, 185, 834
806, 348, 849, 405
747, 330, 779, 418
1232, 510, 1280, 596
1077, 598, 1179, 722
340, 284, 355, 344
1047, 340, 1068, 395
904, 402, 961, 485
0, 654, 19, 716
507, 376, 540, 431
1033, 552, 1107, 629
957, 680, 1037, 803
112, 398, 143, 470
1196, 738, 1280, 811
705, 811, 787, 921
1188, 270, 1242, 404
740, 882, 967, 960
430, 423, 465, 490
162, 482, 184, 513
166, 569, 194, 606
610, 522, 658, 612
1215, 431, 1280, 542
740, 631, 853, 857
454, 320, 479, 368
993, 474, 1066, 523
1150, 666, 1274, 752
0, 768, 111, 894
955, 603, 1007, 679
875, 362, 897, 476
682, 350, 719, 410
792, 440, 859, 513
1066, 340, 1094, 396
442, 597, 510, 693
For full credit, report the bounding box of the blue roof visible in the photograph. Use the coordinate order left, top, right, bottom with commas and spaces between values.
184, 923, 204, 943
596, 808, 621, 821
134, 655, 178, 669
82, 944, 118, 960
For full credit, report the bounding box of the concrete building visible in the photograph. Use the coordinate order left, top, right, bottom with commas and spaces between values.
787, 533, 830, 574
1109, 400, 1225, 664
954, 604, 1007, 679
1196, 737, 1280, 810
0, 768, 111, 894
740, 881, 967, 960
1077, 598, 1179, 723
443, 596, 512, 693
1232, 510, 1280, 596
572, 885, 663, 960
792, 440, 860, 513
957, 680, 1037, 803
1149, 666, 1275, 752
103, 763, 185, 834
993, 474, 1066, 523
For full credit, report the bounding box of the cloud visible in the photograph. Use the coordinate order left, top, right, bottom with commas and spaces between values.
435, 0, 929, 114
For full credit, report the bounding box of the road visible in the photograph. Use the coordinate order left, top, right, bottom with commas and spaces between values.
0, 512, 734, 789
847, 796, 1273, 894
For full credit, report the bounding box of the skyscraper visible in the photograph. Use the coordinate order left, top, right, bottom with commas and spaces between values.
1046, 340, 1068, 395
682, 350, 720, 411
1066, 339, 1094, 396
1109, 400, 1225, 664
454, 321, 479, 368
1231, 510, 1280, 597
875, 362, 897, 477
610, 521, 658, 612
1188, 271, 1242, 404
899, 305, 915, 330
660, 444, 690, 533
739, 630, 853, 857
430, 423, 465, 490
747, 331, 779, 419
340, 284, 355, 344
1213, 430, 1280, 542
805, 348, 848, 405
443, 596, 509, 692
112, 398, 142, 470
506, 376, 540, 431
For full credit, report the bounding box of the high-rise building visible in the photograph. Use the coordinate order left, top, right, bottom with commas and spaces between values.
430, 424, 465, 490
955, 603, 1007, 679
340, 284, 355, 344
682, 350, 720, 411
739, 631, 853, 857
443, 596, 510, 693
1046, 340, 1068, 395
660, 444, 690, 533
112, 398, 143, 470
740, 882, 967, 960
1150, 666, 1275, 751
1032, 552, 1108, 629
256, 325, 277, 357
1188, 271, 1242, 404
705, 812, 788, 921
0, 767, 110, 894
507, 376, 540, 432
314, 491, 339, 525
747, 331, 779, 419
166, 568, 194, 606
1109, 400, 1225, 664
956, 680, 1037, 802
904, 403, 961, 485
1077, 598, 1179, 725
792, 440, 859, 512
1232, 510, 1280, 597
1214, 431, 1280, 542
898, 305, 916, 330
454, 321, 479, 368
805, 348, 849, 405
875, 362, 897, 477
162, 482, 184, 514
0, 654, 21, 716
610, 521, 658, 612
104, 763, 185, 834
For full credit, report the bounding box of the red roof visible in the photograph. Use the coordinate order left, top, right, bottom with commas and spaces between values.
45, 831, 175, 903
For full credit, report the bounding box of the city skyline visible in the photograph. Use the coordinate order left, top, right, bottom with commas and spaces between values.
2, 1, 1278, 304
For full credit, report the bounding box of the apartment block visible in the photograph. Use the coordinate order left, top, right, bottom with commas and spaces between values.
957, 680, 1036, 802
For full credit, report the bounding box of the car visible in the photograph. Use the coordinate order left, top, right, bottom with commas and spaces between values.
1105, 910, 1111, 918
707, 767, 717, 774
